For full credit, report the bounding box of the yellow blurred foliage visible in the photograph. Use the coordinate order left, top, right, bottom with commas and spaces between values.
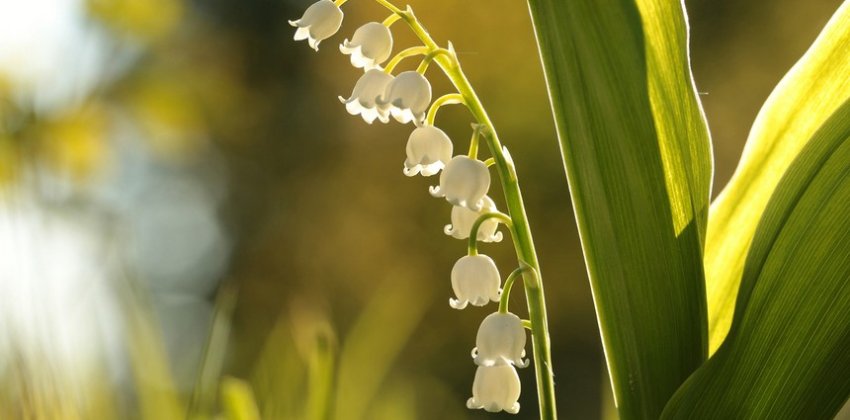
39, 106, 109, 182
86, 0, 183, 40
0, 135, 19, 187
130, 79, 208, 161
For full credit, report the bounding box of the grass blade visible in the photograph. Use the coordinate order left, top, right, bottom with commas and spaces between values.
526, 0, 711, 417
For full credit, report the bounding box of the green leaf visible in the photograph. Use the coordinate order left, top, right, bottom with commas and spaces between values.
661, 97, 850, 419
705, 1, 850, 353
526, 0, 712, 418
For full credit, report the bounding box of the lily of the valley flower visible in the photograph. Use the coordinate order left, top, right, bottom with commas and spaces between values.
472, 312, 528, 368
289, 0, 344, 51
444, 195, 503, 242
467, 364, 521, 414
450, 255, 501, 310
340, 22, 394, 69
378, 71, 432, 124
339, 69, 394, 124
430, 156, 490, 211
403, 125, 453, 177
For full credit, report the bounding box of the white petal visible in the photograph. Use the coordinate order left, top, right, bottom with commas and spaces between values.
451, 255, 501, 310
474, 312, 527, 368
293, 26, 310, 41
468, 365, 521, 414
446, 196, 502, 241
341, 22, 394, 68
438, 156, 490, 210
290, 0, 343, 51
340, 70, 394, 122
404, 126, 453, 176
382, 71, 431, 124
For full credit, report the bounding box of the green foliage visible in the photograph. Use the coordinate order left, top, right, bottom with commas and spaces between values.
704, 1, 850, 352
662, 97, 850, 420
530, 0, 850, 418
527, 0, 712, 418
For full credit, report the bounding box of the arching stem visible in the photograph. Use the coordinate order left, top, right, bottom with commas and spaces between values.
499, 267, 528, 314
370, 1, 558, 418
425, 93, 466, 126
467, 212, 513, 256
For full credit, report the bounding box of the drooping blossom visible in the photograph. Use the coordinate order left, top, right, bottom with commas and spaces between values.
450, 255, 501, 310
378, 71, 432, 124
472, 312, 528, 368
403, 125, 453, 177
467, 364, 521, 414
338, 69, 394, 124
430, 156, 490, 211
340, 22, 394, 69
289, 0, 344, 51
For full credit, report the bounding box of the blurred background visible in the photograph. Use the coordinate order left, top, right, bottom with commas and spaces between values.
0, 0, 844, 418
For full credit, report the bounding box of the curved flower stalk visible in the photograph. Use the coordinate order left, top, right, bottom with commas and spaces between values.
289, 0, 557, 417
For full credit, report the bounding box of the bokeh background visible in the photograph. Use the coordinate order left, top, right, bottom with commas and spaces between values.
0, 0, 844, 418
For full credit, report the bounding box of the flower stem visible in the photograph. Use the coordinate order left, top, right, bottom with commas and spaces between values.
468, 124, 481, 158
425, 93, 465, 126
373, 2, 559, 419
467, 211, 513, 256
499, 267, 527, 314
381, 13, 401, 27
383, 46, 430, 74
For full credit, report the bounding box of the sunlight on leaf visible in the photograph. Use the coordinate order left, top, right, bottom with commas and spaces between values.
705, 0, 850, 353
663, 98, 850, 419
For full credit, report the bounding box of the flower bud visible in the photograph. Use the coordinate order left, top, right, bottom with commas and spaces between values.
289, 0, 344, 51
429, 156, 490, 211
339, 69, 394, 124
403, 126, 453, 177
472, 312, 528, 368
466, 364, 521, 414
450, 255, 501, 310
340, 22, 394, 69
378, 71, 431, 125
444, 195, 503, 242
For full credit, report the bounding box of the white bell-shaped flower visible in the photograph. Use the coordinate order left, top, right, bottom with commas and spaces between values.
429, 156, 490, 211
403, 126, 453, 177
450, 255, 501, 310
340, 22, 393, 69
444, 195, 503, 242
289, 0, 344, 51
377, 71, 431, 124
467, 364, 521, 414
338, 69, 394, 124
472, 312, 528, 368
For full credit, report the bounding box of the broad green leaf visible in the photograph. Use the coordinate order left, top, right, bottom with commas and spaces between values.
662, 98, 850, 419
705, 1, 850, 353
527, 0, 711, 418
